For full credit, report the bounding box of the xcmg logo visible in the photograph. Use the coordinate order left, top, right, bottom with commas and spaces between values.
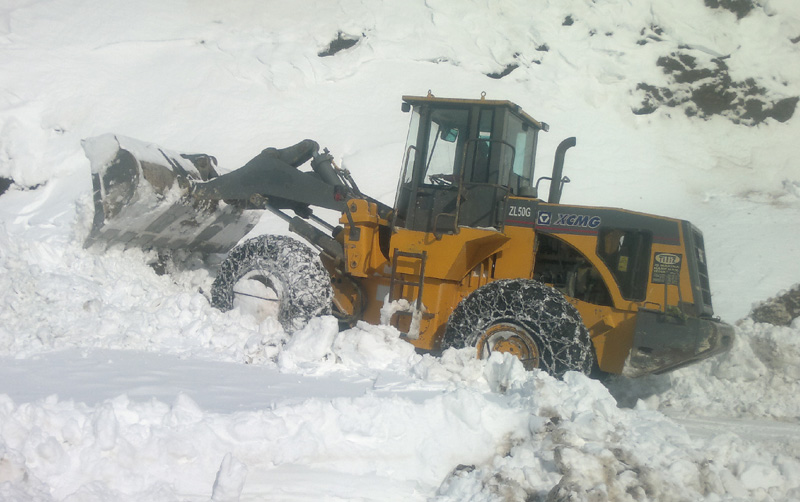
538, 211, 601, 229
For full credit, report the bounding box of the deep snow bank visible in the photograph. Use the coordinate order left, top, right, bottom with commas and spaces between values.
3, 338, 800, 501
607, 287, 800, 423
2, 209, 800, 499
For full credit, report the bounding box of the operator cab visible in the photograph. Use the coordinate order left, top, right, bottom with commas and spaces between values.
393, 94, 548, 235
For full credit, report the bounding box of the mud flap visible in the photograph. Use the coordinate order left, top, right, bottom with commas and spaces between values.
623, 308, 734, 377
83, 134, 259, 254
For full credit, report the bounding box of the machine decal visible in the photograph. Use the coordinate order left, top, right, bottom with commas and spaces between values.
529, 203, 682, 244
504, 199, 538, 227
508, 204, 533, 218
505, 200, 606, 235
535, 210, 602, 235
552, 213, 602, 228
537, 211, 551, 225
652, 252, 682, 285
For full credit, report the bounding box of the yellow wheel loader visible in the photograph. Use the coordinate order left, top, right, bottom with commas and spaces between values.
83, 93, 733, 378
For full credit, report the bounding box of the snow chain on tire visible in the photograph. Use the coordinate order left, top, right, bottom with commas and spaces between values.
211, 234, 332, 332
443, 279, 594, 378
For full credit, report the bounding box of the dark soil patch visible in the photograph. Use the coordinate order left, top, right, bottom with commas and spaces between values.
487, 63, 519, 79
487, 52, 526, 79
750, 285, 800, 326
658, 53, 716, 84
637, 25, 664, 45
318, 32, 360, 57
633, 51, 798, 125
704, 0, 758, 20
0, 177, 12, 196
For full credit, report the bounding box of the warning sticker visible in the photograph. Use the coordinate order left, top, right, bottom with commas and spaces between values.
652, 252, 682, 285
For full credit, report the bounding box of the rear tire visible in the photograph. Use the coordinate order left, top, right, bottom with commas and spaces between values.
442, 279, 593, 378
211, 234, 332, 332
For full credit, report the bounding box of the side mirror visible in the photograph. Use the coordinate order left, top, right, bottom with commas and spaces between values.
440, 127, 458, 142
401, 102, 411, 113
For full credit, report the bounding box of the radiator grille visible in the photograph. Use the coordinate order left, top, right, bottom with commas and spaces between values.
692, 229, 713, 308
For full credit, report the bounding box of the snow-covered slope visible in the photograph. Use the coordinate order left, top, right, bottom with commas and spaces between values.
2, 0, 800, 500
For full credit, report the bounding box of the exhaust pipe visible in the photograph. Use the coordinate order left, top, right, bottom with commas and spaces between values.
548, 137, 576, 204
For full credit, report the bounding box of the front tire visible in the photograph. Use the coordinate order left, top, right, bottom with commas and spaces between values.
211, 234, 332, 332
442, 279, 594, 378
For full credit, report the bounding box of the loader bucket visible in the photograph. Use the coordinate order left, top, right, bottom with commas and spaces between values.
82, 134, 259, 254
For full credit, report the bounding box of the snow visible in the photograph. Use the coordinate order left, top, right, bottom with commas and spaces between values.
2, 0, 800, 500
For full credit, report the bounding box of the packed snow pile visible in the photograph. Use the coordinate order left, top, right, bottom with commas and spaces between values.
3, 222, 800, 501
2, 0, 800, 500
2, 320, 800, 500
608, 313, 800, 421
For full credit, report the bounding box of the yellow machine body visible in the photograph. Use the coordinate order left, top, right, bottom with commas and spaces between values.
331, 196, 716, 375
325, 94, 732, 376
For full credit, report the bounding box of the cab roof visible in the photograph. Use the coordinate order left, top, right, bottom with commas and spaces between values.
402, 93, 549, 131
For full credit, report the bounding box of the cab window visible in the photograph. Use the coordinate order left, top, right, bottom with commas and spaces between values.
423, 108, 469, 185
597, 228, 652, 301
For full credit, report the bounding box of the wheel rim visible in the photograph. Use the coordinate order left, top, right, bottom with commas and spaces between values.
232, 272, 281, 323
476, 322, 540, 370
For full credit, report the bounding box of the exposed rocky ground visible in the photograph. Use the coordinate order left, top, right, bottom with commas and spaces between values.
634, 51, 799, 125
750, 284, 800, 325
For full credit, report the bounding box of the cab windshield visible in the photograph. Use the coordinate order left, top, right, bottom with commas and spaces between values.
422, 108, 469, 185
